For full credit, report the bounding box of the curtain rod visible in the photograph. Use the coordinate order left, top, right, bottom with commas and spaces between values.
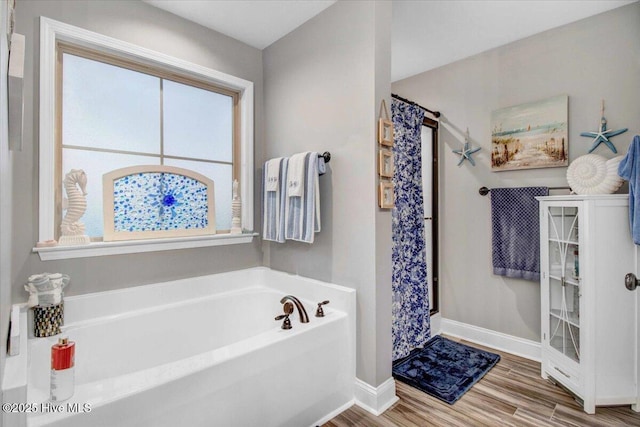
391, 93, 441, 118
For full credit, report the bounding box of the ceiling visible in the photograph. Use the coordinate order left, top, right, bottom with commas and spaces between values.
145, 0, 637, 82
391, 0, 637, 81
143, 0, 337, 50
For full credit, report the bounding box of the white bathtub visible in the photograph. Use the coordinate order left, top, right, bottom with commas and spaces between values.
4, 267, 356, 427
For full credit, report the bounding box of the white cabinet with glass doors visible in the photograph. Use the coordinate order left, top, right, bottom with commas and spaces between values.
538, 194, 638, 414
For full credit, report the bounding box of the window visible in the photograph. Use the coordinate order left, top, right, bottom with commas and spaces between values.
58, 45, 236, 239
37, 18, 254, 259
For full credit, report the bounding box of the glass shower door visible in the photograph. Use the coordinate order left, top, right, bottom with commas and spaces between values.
421, 126, 434, 313
547, 205, 580, 363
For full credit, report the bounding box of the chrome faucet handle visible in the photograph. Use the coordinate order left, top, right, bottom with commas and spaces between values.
275, 302, 294, 329
315, 300, 330, 317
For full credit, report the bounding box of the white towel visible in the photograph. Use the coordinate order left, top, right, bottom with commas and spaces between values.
287, 152, 307, 197
265, 158, 282, 191
285, 152, 321, 243
263, 158, 288, 243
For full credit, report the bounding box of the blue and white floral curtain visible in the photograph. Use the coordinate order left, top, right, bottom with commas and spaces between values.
391, 99, 430, 361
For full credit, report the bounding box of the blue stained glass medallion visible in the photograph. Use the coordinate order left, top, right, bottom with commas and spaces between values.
112, 171, 209, 233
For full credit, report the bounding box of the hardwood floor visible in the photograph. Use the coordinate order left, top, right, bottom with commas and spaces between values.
323, 338, 640, 426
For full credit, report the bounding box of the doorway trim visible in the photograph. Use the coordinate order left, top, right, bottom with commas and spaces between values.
423, 116, 439, 315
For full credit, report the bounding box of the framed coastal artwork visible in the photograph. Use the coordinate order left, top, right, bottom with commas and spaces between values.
378, 118, 394, 146
378, 99, 394, 146
491, 95, 568, 171
378, 181, 394, 209
378, 148, 394, 178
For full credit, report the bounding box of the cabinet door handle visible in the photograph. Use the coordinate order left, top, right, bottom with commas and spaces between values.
554, 367, 570, 378
625, 273, 639, 291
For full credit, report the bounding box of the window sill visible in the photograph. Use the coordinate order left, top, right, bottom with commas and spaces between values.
33, 233, 258, 261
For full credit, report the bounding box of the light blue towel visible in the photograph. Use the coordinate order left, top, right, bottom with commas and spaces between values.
491, 187, 549, 281
284, 152, 321, 243
262, 158, 288, 243
618, 135, 640, 245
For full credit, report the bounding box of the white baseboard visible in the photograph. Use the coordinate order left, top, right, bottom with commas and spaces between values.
354, 377, 399, 416
440, 318, 541, 362
310, 399, 355, 427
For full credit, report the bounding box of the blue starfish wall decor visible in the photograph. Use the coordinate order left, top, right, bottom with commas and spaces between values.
452, 128, 481, 166
580, 100, 627, 154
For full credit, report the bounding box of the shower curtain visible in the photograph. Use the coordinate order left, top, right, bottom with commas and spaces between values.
391, 99, 430, 361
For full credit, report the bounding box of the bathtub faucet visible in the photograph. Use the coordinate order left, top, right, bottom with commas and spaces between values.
279, 295, 309, 323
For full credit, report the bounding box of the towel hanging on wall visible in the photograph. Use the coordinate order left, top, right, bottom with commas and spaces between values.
284, 152, 321, 243
618, 135, 640, 245
262, 157, 288, 243
491, 187, 549, 281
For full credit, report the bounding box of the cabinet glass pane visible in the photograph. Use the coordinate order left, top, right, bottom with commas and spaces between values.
565, 207, 579, 242
550, 242, 580, 281
548, 206, 579, 242
549, 315, 563, 351
569, 243, 580, 281
549, 242, 565, 278
549, 315, 580, 362
549, 278, 580, 324
546, 203, 580, 363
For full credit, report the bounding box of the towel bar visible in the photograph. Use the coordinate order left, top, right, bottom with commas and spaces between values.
319, 152, 331, 163
479, 186, 571, 196
317, 152, 331, 176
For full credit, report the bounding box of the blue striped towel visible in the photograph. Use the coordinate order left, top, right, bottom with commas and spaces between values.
285, 152, 321, 243
491, 187, 549, 281
262, 157, 288, 243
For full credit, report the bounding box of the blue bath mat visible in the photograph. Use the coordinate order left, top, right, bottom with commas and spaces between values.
392, 335, 500, 405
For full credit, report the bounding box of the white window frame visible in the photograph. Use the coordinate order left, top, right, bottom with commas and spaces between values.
35, 17, 255, 260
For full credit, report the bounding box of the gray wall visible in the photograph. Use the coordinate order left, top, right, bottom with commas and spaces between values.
392, 3, 640, 342
372, 1, 393, 387
263, 1, 393, 387
12, 1, 264, 301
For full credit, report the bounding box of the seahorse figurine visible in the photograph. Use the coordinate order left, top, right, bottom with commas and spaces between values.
58, 169, 91, 246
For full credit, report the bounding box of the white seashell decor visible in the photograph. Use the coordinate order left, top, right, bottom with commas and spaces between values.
566, 154, 624, 195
